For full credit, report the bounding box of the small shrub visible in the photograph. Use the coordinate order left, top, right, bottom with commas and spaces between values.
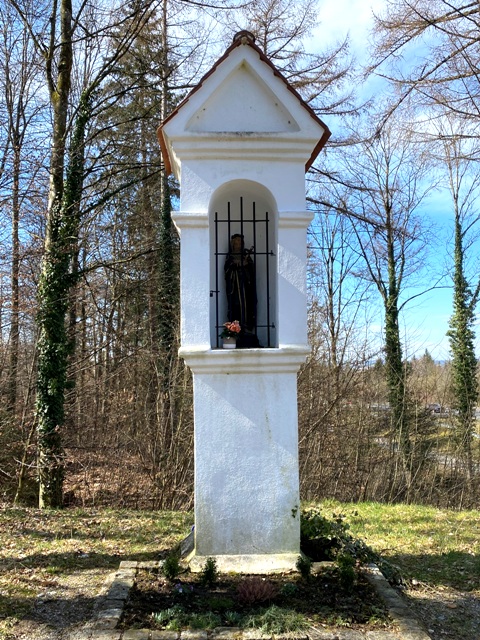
279, 582, 298, 597
205, 595, 235, 611
296, 555, 312, 580
152, 607, 222, 631
244, 605, 307, 633
337, 552, 356, 592
151, 604, 184, 628
300, 506, 403, 585
300, 507, 349, 541
162, 553, 182, 582
225, 611, 243, 626
300, 507, 347, 560
188, 612, 222, 629
236, 576, 279, 605
199, 556, 218, 587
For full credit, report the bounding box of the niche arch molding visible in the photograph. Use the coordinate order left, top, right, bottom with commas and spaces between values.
209, 179, 278, 349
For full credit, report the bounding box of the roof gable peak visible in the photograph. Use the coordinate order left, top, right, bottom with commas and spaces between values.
158, 30, 330, 176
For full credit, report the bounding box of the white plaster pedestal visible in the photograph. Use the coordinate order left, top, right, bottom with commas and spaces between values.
181, 346, 307, 573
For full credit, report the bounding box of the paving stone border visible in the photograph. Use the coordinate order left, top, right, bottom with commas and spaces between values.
69, 561, 431, 640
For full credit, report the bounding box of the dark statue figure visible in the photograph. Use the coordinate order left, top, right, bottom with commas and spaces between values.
224, 234, 260, 348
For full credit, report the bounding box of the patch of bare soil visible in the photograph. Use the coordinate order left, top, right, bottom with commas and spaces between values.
403, 583, 480, 640
120, 567, 393, 632
7, 569, 107, 640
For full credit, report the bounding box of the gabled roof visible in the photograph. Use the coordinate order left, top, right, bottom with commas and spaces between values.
158, 30, 331, 176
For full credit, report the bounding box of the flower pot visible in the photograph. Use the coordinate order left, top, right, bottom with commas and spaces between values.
222, 336, 237, 349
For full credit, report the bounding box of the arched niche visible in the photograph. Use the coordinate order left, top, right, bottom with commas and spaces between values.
209, 180, 278, 349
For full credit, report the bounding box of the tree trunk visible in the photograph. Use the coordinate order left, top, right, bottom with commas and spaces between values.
8, 142, 20, 414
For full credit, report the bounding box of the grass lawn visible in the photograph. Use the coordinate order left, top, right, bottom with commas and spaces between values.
322, 500, 480, 639
0, 506, 192, 638
332, 500, 480, 591
0, 501, 479, 639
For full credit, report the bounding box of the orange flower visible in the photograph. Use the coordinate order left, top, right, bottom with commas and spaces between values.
221, 320, 242, 337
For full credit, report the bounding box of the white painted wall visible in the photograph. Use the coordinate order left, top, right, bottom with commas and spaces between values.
179, 159, 307, 213
193, 362, 300, 556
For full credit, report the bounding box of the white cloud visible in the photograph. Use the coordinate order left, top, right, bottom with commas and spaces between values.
309, 0, 386, 60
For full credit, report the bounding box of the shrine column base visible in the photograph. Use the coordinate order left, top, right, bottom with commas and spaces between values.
181, 347, 307, 574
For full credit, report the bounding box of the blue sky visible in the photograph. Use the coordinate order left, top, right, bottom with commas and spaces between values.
308, 0, 463, 361
401, 192, 454, 362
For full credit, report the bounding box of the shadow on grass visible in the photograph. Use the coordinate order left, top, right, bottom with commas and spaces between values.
10, 524, 191, 544
0, 550, 166, 632
385, 551, 480, 591
0, 593, 99, 629
1, 551, 169, 639
2, 549, 168, 572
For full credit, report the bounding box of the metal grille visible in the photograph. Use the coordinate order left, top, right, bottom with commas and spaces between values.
211, 196, 276, 348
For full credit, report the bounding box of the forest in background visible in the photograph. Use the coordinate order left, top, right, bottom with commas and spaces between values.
0, 0, 479, 510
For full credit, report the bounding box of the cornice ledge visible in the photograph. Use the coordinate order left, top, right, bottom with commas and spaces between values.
178, 345, 310, 374
278, 210, 315, 228
171, 211, 209, 229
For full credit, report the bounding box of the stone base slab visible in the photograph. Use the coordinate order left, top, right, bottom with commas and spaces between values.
187, 552, 300, 574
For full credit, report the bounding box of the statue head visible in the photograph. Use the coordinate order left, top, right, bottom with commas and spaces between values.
230, 234, 244, 253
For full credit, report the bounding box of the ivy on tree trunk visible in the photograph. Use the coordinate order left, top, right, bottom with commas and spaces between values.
385, 235, 411, 468
447, 213, 478, 480
36, 93, 91, 508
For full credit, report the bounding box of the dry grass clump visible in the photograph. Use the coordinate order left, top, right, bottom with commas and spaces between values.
236, 576, 279, 605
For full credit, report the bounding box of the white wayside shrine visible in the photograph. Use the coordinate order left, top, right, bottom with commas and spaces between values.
158, 31, 330, 573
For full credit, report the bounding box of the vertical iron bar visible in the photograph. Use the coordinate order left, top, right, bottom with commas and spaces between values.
265, 211, 271, 347
227, 200, 231, 241
226, 202, 231, 348
239, 198, 243, 354
215, 210, 219, 348
240, 196, 244, 241
252, 201, 257, 338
